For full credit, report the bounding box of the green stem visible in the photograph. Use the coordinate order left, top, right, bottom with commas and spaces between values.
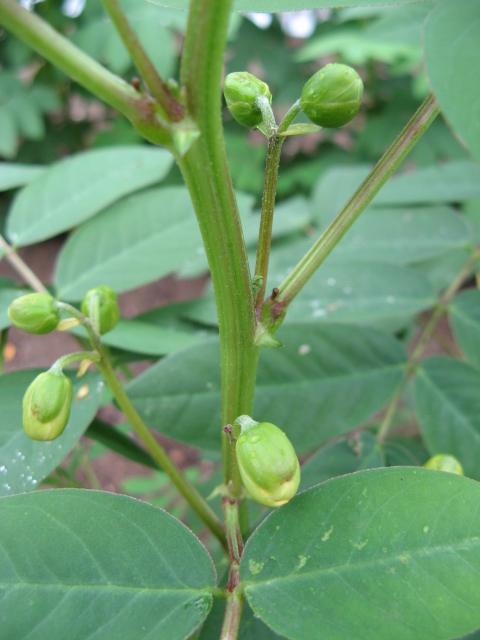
265, 93, 440, 321
377, 246, 480, 442
101, 0, 183, 122
0, 0, 171, 145
0, 234, 48, 293
179, 0, 258, 497
254, 134, 283, 315
256, 95, 276, 136
97, 348, 227, 550
220, 583, 244, 640
55, 351, 99, 369
278, 99, 301, 134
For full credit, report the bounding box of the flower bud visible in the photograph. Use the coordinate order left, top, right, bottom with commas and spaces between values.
8, 293, 60, 334
235, 415, 300, 508
424, 454, 464, 476
300, 63, 363, 128
223, 72, 272, 128
81, 286, 120, 335
23, 370, 73, 441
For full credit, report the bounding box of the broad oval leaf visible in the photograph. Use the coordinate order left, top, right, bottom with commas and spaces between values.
0, 490, 216, 639
0, 370, 102, 497
449, 289, 480, 368
415, 356, 480, 481
0, 162, 44, 192
424, 0, 480, 163
241, 468, 480, 640
6, 147, 173, 247
126, 323, 407, 453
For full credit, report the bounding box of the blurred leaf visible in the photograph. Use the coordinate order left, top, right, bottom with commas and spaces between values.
0, 163, 45, 191
424, 0, 480, 163
280, 123, 323, 137
299, 432, 384, 491
0, 72, 60, 158
126, 323, 407, 453
0, 370, 102, 497
152, 0, 437, 11
317, 206, 471, 264
0, 490, 215, 639
70, 317, 202, 356
384, 436, 430, 467
241, 468, 480, 640
7, 147, 173, 246
72, 2, 175, 77
85, 418, 157, 470
449, 290, 480, 368
415, 356, 480, 481
267, 246, 436, 331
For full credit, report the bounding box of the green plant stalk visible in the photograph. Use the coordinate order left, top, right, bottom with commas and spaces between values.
0, 0, 171, 145
377, 246, 480, 442
254, 134, 283, 314
265, 93, 440, 321
97, 348, 228, 551
57, 303, 227, 550
101, 0, 183, 122
179, 0, 258, 497
220, 583, 244, 640
0, 234, 48, 293
278, 99, 301, 134
55, 351, 99, 369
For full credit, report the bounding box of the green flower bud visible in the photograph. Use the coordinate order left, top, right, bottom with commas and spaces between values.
424, 454, 464, 476
300, 63, 363, 128
23, 370, 73, 441
224, 72, 272, 128
235, 415, 300, 508
81, 286, 120, 335
8, 293, 60, 334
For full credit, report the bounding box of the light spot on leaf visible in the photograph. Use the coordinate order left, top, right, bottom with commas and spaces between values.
322, 525, 334, 542
249, 559, 264, 575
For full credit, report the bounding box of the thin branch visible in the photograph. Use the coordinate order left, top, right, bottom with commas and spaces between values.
377, 247, 480, 442
102, 0, 184, 121
0, 234, 48, 293
264, 93, 440, 322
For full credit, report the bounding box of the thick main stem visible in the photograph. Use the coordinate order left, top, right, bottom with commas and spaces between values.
179, 0, 258, 497
267, 94, 439, 318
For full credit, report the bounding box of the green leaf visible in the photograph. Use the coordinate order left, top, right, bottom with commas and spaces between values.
70, 318, 202, 356
300, 432, 384, 491
85, 419, 157, 470
241, 468, 480, 640
424, 0, 480, 163
6, 147, 173, 247
314, 162, 480, 221
319, 206, 471, 264
152, 0, 437, 11
449, 289, 480, 368
415, 356, 480, 481
384, 436, 430, 467
0, 490, 215, 639
268, 253, 436, 332
0, 370, 102, 497
0, 162, 45, 191
126, 323, 407, 453
73, 3, 176, 78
